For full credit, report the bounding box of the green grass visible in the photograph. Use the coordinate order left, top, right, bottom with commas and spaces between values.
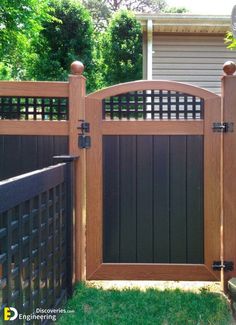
56, 282, 234, 325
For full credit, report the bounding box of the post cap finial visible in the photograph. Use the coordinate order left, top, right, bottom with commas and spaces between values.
223, 61, 236, 75
70, 61, 84, 75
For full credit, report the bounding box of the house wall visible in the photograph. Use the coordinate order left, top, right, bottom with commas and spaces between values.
152, 34, 236, 93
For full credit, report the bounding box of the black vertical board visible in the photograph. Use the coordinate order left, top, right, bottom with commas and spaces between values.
2, 135, 21, 179
136, 136, 153, 262
153, 136, 170, 263
103, 136, 120, 262
187, 136, 204, 263
53, 136, 69, 156
20, 136, 38, 174
37, 136, 54, 169
0, 136, 4, 180
170, 136, 187, 263
0, 136, 69, 181
119, 136, 137, 262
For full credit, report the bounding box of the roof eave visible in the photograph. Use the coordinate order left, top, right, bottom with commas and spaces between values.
136, 14, 231, 34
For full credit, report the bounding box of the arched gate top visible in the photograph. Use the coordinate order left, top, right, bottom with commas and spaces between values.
87, 80, 220, 101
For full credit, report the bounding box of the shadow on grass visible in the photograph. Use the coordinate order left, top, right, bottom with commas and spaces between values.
56, 282, 233, 325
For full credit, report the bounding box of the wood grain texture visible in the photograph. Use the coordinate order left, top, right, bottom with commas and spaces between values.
0, 81, 69, 97
119, 136, 137, 262
186, 136, 204, 263
204, 96, 221, 281
103, 136, 120, 262
137, 136, 153, 263
153, 136, 170, 262
170, 136, 187, 263
222, 76, 236, 288
102, 120, 203, 135
0, 120, 69, 136
88, 263, 217, 281
102, 135, 204, 265
68, 75, 86, 282
87, 80, 220, 101
86, 98, 103, 279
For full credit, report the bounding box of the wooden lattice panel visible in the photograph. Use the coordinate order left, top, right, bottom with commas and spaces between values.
0, 97, 68, 120
103, 90, 204, 120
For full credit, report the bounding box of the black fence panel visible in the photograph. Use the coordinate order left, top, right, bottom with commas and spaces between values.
103, 135, 204, 264
0, 135, 69, 181
0, 159, 75, 323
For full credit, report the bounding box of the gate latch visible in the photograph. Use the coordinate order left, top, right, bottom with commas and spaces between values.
78, 120, 90, 133
212, 122, 234, 132
212, 261, 234, 271
78, 120, 91, 149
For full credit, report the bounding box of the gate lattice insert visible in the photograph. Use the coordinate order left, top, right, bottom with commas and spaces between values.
103, 90, 204, 120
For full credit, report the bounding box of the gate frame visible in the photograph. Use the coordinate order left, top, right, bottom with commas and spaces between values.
222, 62, 236, 290
85, 80, 221, 281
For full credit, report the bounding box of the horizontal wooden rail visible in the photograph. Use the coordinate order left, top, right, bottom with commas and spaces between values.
0, 120, 69, 136
88, 263, 218, 281
0, 81, 69, 97
102, 120, 204, 135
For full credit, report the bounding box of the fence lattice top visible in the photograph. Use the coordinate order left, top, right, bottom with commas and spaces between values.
0, 96, 68, 120
102, 90, 204, 120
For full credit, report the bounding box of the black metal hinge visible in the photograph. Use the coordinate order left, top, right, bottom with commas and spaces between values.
78, 135, 91, 149
212, 122, 234, 132
212, 261, 234, 271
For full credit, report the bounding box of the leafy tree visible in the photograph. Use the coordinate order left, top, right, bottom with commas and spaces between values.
83, 0, 167, 30
0, 0, 52, 79
30, 0, 97, 92
106, 0, 167, 12
82, 0, 111, 30
102, 10, 142, 86
164, 6, 188, 13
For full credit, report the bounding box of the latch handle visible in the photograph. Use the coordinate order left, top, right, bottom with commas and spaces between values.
77, 120, 90, 133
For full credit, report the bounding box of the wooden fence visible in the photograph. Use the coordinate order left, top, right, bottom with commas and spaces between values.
0, 62, 86, 283
0, 60, 236, 293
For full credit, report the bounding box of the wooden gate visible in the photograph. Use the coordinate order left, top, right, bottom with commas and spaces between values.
85, 80, 221, 281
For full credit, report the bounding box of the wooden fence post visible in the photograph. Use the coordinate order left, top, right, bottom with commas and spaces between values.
68, 61, 86, 282
222, 61, 236, 292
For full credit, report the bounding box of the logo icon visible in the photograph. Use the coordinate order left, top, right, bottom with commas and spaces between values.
3, 307, 18, 321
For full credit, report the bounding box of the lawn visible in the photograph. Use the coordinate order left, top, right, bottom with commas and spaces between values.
56, 282, 234, 325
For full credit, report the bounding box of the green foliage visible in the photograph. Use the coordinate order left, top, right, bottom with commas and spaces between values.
82, 0, 111, 31
0, 63, 12, 80
225, 31, 236, 49
102, 10, 142, 86
0, 0, 52, 79
83, 0, 167, 31
164, 6, 188, 13
57, 282, 232, 325
29, 0, 97, 92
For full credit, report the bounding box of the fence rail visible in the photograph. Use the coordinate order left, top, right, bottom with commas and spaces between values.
0, 160, 75, 323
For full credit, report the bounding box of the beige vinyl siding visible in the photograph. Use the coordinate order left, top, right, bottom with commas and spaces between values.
152, 34, 236, 93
